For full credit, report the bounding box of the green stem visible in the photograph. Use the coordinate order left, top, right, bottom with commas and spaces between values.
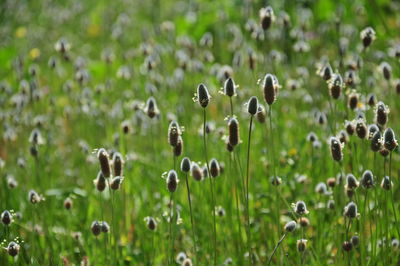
245, 115, 254, 264
267, 233, 286, 266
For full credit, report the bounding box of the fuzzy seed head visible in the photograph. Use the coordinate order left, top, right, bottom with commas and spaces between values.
344, 202, 358, 219
329, 74, 342, 99
97, 148, 111, 178
228, 117, 240, 147
1, 210, 12, 226
7, 241, 20, 257
294, 201, 309, 215
259, 6, 275, 30
168, 121, 181, 147
197, 83, 210, 108
91, 221, 101, 236
360, 170, 374, 189
224, 77, 236, 97
167, 170, 179, 192
191, 162, 203, 181
247, 96, 259, 115
209, 158, 220, 178
375, 102, 389, 127
262, 74, 279, 105
360, 27, 376, 48
371, 131, 382, 152
355, 119, 367, 139
383, 128, 398, 151
180, 157, 191, 173
284, 220, 297, 233
330, 137, 343, 162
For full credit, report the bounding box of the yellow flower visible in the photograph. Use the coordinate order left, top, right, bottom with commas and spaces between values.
87, 24, 100, 37
29, 48, 41, 60
15, 27, 27, 38
288, 148, 297, 157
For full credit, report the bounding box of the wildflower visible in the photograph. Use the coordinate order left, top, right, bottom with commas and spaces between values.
342, 241, 353, 252
191, 162, 203, 181
209, 159, 220, 178
351, 235, 359, 247
329, 74, 343, 99
371, 131, 382, 152
145, 216, 157, 231
345, 121, 355, 136
101, 221, 110, 233
224, 77, 236, 97
6, 241, 20, 257
112, 152, 124, 177
176, 252, 187, 264
1, 210, 12, 226
228, 117, 240, 147
375, 102, 389, 127
256, 105, 266, 123
64, 197, 73, 210
381, 176, 392, 190
180, 157, 191, 173
330, 137, 343, 162
94, 171, 107, 192
144, 97, 160, 118
110, 176, 124, 190
28, 190, 41, 204
379, 62, 391, 80
345, 174, 359, 190
168, 121, 181, 147
355, 118, 367, 139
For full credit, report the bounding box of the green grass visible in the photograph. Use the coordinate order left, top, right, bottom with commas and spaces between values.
0, 0, 400, 265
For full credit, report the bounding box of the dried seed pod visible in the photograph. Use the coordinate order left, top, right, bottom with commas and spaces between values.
371, 131, 382, 152
112, 152, 124, 177
94, 171, 107, 192
1, 210, 12, 225
329, 74, 342, 99
297, 239, 308, 252
383, 128, 398, 151
342, 241, 353, 252
345, 121, 355, 136
259, 6, 275, 30
375, 102, 389, 127
381, 176, 392, 190
168, 121, 181, 147
360, 170, 374, 189
346, 174, 359, 190
209, 158, 220, 178
355, 119, 367, 139
180, 157, 191, 173
247, 96, 258, 115
224, 77, 236, 97
256, 105, 266, 123
97, 148, 111, 178
64, 197, 73, 210
330, 137, 343, 162
344, 202, 358, 218
91, 221, 102, 236
262, 74, 279, 105
144, 97, 159, 119
110, 176, 123, 190
101, 221, 110, 233
167, 170, 179, 192
6, 241, 20, 257
284, 220, 297, 233
294, 201, 309, 215
197, 83, 210, 108
228, 118, 240, 147
360, 27, 376, 49
191, 162, 203, 181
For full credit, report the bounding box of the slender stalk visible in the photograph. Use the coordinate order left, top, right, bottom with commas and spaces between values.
267, 233, 286, 266
168, 192, 173, 265
388, 152, 400, 238
184, 172, 197, 262
245, 115, 254, 264
203, 108, 217, 265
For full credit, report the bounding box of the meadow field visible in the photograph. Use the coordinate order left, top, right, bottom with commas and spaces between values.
1, 0, 400, 265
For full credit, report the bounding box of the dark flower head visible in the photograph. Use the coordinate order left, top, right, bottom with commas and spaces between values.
167, 170, 179, 192
360, 170, 374, 189
180, 157, 191, 173
197, 83, 210, 108
383, 128, 398, 151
